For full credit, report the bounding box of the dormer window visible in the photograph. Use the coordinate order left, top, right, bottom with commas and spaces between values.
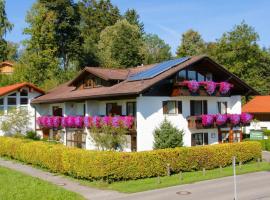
84, 79, 93, 88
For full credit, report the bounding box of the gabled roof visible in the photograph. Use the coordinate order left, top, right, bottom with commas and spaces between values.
32, 55, 259, 104
0, 61, 13, 67
243, 96, 270, 113
69, 65, 155, 85
0, 82, 45, 97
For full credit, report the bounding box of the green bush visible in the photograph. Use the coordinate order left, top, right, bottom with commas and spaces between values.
263, 130, 270, 136
25, 131, 40, 140
153, 119, 183, 149
243, 138, 270, 151
0, 137, 261, 181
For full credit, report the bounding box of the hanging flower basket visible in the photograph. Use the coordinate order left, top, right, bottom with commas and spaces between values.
228, 114, 241, 126
183, 80, 199, 93
200, 81, 216, 95
201, 114, 214, 127
240, 113, 253, 124
215, 114, 227, 126
219, 82, 233, 95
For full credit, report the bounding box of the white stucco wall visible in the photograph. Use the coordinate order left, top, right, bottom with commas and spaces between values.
136, 95, 242, 151
34, 95, 242, 152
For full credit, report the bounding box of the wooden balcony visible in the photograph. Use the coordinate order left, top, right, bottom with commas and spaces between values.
187, 116, 250, 129
171, 82, 230, 97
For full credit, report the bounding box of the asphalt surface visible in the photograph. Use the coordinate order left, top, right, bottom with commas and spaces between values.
116, 171, 270, 200
1, 151, 270, 200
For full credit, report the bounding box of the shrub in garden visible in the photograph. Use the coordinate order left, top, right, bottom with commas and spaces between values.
25, 131, 40, 140
0, 109, 32, 136
0, 137, 262, 181
153, 119, 183, 149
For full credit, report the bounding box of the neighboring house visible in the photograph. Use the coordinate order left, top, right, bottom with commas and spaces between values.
243, 96, 270, 132
31, 55, 258, 151
0, 61, 14, 75
0, 83, 45, 136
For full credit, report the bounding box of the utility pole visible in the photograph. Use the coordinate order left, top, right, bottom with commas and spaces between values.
233, 156, 237, 200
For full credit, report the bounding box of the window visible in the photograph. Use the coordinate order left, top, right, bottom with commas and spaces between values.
177, 70, 209, 81
188, 70, 197, 80
7, 93, 17, 111
178, 70, 187, 81
190, 100, 207, 116
197, 73, 205, 81
53, 106, 63, 117
126, 102, 136, 116
163, 101, 182, 114
106, 103, 122, 116
20, 89, 28, 96
191, 133, 208, 146
0, 98, 3, 112
217, 102, 227, 114
83, 79, 93, 88
20, 98, 28, 105
206, 73, 212, 81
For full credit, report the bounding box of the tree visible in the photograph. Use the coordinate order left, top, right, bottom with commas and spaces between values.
0, 108, 32, 136
124, 9, 144, 35
153, 119, 184, 149
90, 126, 127, 151
143, 34, 172, 64
20, 2, 60, 88
208, 22, 270, 94
78, 0, 121, 67
39, 0, 82, 70
0, 0, 13, 61
176, 29, 205, 57
98, 19, 144, 68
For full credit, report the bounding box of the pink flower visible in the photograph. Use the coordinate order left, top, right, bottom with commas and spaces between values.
74, 116, 83, 128
66, 116, 75, 128
52, 116, 61, 128
215, 114, 227, 126
83, 116, 92, 128
200, 81, 216, 95
93, 116, 101, 128
112, 116, 120, 127
201, 115, 214, 127
184, 80, 199, 93
219, 82, 232, 94
241, 113, 253, 124
229, 114, 241, 126
122, 116, 134, 129
102, 116, 112, 126
44, 116, 53, 128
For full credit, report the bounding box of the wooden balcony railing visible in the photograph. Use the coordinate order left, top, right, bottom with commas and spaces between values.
187, 115, 250, 129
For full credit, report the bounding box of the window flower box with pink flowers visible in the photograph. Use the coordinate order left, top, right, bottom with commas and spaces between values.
37, 115, 135, 130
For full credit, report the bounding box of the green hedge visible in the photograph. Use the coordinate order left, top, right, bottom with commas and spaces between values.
243, 138, 270, 151
0, 137, 261, 181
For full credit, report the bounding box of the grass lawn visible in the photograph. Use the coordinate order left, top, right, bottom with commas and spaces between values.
0, 166, 84, 200
74, 161, 270, 193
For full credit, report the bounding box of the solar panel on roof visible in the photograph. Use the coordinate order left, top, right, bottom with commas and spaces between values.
128, 57, 190, 81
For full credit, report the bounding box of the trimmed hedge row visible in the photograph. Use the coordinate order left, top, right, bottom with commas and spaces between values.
0, 137, 261, 181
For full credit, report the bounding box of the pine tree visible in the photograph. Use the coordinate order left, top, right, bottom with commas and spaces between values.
153, 119, 184, 149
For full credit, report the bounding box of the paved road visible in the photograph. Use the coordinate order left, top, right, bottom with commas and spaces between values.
115, 171, 270, 200
1, 151, 270, 200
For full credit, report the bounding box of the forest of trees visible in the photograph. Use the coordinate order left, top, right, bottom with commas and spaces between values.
0, 0, 269, 94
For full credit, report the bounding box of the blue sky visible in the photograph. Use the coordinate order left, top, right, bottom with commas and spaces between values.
5, 0, 270, 54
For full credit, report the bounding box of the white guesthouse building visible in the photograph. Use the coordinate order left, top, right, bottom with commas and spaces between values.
31, 56, 258, 151
0, 83, 44, 136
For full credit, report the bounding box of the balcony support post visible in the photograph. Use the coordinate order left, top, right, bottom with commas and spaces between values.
229, 126, 234, 143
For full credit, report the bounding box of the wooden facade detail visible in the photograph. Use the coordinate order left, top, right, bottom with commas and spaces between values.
171, 83, 230, 97
0, 62, 14, 75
